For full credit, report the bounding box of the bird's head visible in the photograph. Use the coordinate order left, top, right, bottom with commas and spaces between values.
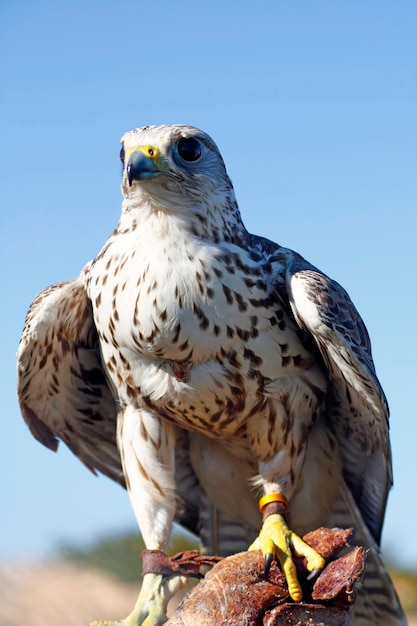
119, 124, 245, 242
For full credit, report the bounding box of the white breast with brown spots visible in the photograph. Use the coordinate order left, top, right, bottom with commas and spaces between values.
86, 211, 327, 464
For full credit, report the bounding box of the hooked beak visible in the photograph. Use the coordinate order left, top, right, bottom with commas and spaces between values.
126, 146, 161, 186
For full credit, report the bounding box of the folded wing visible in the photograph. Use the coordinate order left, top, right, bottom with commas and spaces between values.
284, 253, 391, 544
17, 278, 124, 486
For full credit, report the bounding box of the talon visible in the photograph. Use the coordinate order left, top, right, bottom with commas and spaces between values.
250, 511, 326, 602
264, 552, 274, 577
307, 566, 323, 582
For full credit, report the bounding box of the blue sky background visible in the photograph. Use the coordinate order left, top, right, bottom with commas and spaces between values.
1, 1, 416, 570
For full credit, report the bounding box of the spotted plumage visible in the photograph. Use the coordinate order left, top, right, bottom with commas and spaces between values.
17, 124, 405, 625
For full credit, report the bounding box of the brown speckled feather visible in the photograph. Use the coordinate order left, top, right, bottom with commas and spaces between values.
17, 278, 125, 485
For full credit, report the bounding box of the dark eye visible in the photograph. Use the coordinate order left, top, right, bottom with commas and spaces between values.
120, 145, 125, 164
177, 137, 202, 162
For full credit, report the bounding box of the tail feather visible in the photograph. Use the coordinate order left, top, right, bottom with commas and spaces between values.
198, 490, 257, 557
328, 481, 406, 626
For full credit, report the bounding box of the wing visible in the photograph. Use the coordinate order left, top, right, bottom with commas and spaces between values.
17, 277, 125, 486
286, 253, 391, 544
248, 234, 391, 544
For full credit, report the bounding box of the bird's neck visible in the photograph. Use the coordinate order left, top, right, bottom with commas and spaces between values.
118, 193, 248, 247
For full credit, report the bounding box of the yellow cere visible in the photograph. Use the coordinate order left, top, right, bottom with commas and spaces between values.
126, 145, 161, 160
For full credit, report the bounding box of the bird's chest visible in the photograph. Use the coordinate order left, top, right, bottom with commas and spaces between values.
90, 228, 268, 356
87, 232, 321, 436
90, 239, 230, 362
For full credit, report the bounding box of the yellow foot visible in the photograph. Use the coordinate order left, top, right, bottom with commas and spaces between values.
249, 513, 326, 602
89, 572, 188, 626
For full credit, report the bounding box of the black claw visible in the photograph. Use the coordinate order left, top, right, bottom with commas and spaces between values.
264, 552, 274, 577
307, 567, 323, 582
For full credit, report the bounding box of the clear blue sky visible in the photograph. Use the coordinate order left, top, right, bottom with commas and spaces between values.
1, 1, 416, 569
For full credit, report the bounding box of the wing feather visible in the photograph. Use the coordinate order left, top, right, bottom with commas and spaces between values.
17, 278, 125, 487
285, 254, 391, 543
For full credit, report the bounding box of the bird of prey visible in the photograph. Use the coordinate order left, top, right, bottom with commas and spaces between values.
17, 124, 405, 625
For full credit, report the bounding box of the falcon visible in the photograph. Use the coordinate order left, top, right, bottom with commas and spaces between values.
17, 124, 405, 625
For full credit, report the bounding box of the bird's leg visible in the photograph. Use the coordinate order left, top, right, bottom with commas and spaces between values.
247, 418, 326, 602
90, 407, 186, 626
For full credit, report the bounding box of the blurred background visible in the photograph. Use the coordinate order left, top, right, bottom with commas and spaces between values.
1, 1, 416, 623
